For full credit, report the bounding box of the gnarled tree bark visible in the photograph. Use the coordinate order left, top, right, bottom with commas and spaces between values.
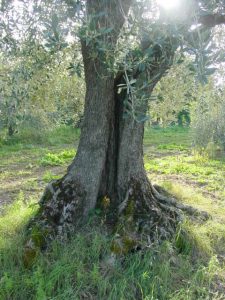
27, 1, 207, 252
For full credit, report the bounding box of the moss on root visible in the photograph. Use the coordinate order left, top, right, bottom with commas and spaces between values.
24, 176, 209, 263
23, 225, 51, 268
109, 179, 210, 256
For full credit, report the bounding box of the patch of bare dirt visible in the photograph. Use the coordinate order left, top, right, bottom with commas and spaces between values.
0, 163, 66, 214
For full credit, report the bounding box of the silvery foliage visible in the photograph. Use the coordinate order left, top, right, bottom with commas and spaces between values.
192, 81, 225, 150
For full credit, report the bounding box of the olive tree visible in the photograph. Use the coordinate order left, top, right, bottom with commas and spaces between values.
149, 61, 196, 126
2, 0, 224, 248
192, 80, 225, 152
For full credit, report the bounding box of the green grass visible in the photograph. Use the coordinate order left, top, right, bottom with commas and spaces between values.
42, 171, 62, 183
145, 151, 225, 198
157, 143, 187, 151
0, 127, 78, 218
1, 125, 225, 299
0, 126, 80, 157
40, 149, 76, 166
0, 187, 225, 300
144, 126, 191, 147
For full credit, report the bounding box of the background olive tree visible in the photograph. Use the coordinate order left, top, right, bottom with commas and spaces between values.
149, 60, 196, 126
0, 1, 85, 140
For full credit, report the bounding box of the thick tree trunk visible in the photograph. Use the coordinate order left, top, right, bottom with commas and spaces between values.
30, 53, 183, 245
26, 2, 206, 252
29, 0, 136, 236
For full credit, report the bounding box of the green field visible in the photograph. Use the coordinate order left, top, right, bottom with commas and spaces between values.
0, 126, 225, 300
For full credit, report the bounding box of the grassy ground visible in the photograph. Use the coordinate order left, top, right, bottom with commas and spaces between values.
0, 126, 79, 212
0, 126, 225, 299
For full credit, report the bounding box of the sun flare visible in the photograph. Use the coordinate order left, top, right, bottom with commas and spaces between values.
158, 0, 180, 10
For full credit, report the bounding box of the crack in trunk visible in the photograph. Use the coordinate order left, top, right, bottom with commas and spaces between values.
24, 2, 209, 258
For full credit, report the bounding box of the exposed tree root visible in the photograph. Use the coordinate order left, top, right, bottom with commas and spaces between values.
152, 184, 210, 220
24, 177, 209, 266
26, 177, 87, 247
106, 179, 210, 254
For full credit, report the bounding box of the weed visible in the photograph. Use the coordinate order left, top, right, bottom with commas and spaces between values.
40, 149, 76, 166
157, 143, 187, 151
42, 171, 61, 183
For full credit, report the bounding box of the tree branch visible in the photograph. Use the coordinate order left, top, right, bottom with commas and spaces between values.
199, 13, 225, 27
